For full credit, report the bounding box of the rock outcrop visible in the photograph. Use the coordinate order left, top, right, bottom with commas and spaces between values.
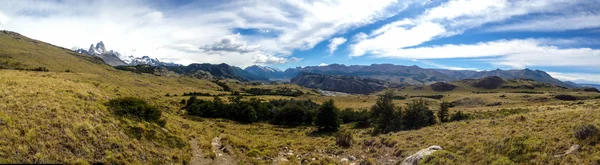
400, 146, 443, 165
291, 72, 386, 94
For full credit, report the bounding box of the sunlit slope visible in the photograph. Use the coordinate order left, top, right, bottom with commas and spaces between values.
0, 31, 224, 164
0, 31, 114, 74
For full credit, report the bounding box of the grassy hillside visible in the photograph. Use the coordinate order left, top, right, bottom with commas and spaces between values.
1, 31, 600, 164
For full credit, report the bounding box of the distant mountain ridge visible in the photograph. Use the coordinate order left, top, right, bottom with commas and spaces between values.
291, 72, 386, 94
434, 68, 574, 88
580, 84, 600, 90
244, 64, 577, 88
164, 63, 268, 81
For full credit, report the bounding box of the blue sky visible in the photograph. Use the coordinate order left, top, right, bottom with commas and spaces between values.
0, 0, 599, 83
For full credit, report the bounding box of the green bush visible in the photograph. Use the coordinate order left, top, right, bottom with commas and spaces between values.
335, 131, 353, 148
340, 108, 370, 128
315, 99, 340, 132
107, 97, 162, 123
370, 90, 403, 134
573, 124, 599, 144
438, 101, 451, 123
554, 94, 578, 101
271, 102, 313, 126
450, 111, 470, 122
403, 99, 435, 130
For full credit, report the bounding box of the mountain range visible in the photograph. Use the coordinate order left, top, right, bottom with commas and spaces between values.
74, 41, 180, 67
242, 64, 578, 88
17, 34, 596, 90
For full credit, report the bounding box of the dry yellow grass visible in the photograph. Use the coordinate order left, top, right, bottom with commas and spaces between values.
2, 30, 600, 164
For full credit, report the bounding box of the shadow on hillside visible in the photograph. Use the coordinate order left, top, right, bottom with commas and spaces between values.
306, 130, 335, 137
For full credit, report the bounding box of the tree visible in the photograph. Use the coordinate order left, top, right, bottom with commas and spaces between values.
403, 99, 435, 130
438, 101, 451, 123
272, 102, 309, 126
315, 99, 341, 132
370, 90, 403, 134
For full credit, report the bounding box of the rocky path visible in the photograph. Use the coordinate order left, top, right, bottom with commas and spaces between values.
189, 134, 238, 165
189, 138, 211, 165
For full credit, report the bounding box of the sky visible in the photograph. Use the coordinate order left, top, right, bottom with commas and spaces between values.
0, 0, 599, 83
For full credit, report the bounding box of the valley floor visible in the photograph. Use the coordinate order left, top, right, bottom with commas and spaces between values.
1, 70, 600, 164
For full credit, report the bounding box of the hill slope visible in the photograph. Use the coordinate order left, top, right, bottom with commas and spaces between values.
0, 30, 225, 164
0, 31, 111, 74
291, 72, 387, 94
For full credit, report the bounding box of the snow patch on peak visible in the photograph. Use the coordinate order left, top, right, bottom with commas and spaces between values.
247, 65, 281, 72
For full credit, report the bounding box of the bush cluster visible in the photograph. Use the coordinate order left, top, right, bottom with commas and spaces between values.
554, 94, 578, 101
340, 108, 370, 128
214, 80, 231, 92
184, 96, 328, 127
370, 90, 438, 134
183, 90, 469, 134
107, 97, 165, 125
182, 92, 213, 96
409, 95, 444, 100
242, 88, 304, 97
19, 66, 49, 72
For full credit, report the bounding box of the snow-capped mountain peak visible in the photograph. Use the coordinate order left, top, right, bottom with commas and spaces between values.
246, 65, 281, 73
87, 41, 108, 55
74, 41, 181, 66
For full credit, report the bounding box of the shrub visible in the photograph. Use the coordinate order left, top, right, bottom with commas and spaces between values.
340, 108, 370, 128
450, 111, 470, 122
27, 67, 49, 72
370, 90, 403, 134
271, 102, 313, 126
554, 94, 578, 101
573, 124, 599, 144
315, 99, 340, 132
410, 95, 444, 100
107, 97, 162, 123
438, 101, 451, 123
403, 99, 435, 130
214, 80, 231, 92
335, 131, 353, 148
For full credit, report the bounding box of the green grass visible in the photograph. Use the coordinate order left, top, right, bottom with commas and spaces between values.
2, 31, 600, 164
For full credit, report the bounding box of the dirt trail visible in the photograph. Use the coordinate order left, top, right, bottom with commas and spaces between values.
189, 138, 211, 165
188, 134, 237, 165
211, 134, 238, 165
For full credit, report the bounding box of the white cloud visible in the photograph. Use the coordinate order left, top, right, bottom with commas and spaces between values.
328, 37, 346, 54
419, 60, 478, 71
253, 53, 301, 64
0, 10, 9, 27
319, 63, 328, 66
547, 72, 600, 84
488, 13, 600, 32
199, 33, 261, 54
350, 0, 598, 57
374, 39, 600, 68
0, 0, 414, 67
351, 21, 445, 56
